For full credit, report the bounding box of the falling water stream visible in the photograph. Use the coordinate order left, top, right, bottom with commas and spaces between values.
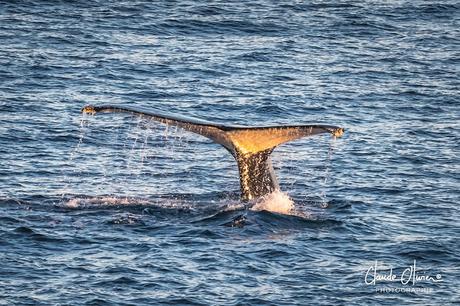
62, 114, 335, 218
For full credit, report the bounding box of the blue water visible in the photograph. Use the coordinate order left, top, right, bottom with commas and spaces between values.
1, 1, 459, 305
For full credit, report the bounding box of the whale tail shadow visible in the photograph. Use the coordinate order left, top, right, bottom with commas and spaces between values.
82, 105, 344, 201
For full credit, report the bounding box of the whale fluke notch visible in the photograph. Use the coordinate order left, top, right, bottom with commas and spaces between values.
82, 104, 344, 200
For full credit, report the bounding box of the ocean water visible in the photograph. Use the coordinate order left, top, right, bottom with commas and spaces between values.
0, 1, 459, 305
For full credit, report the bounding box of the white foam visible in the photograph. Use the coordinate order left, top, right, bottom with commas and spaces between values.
223, 201, 246, 212
63, 192, 313, 219
64, 198, 80, 208
250, 190, 295, 215
63, 196, 151, 208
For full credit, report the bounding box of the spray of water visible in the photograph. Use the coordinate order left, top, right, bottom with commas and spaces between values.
319, 140, 337, 208
250, 190, 295, 215
59, 117, 88, 198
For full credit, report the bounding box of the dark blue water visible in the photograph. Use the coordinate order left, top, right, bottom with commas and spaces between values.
1, 1, 459, 305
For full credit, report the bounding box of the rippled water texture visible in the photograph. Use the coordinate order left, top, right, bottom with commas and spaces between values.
0, 1, 459, 305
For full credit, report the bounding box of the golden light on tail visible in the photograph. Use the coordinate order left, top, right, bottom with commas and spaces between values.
82, 105, 96, 115
332, 127, 344, 138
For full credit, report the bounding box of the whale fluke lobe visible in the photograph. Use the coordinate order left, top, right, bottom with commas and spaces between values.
82, 104, 344, 200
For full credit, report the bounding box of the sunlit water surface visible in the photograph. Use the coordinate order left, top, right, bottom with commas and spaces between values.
0, 1, 459, 305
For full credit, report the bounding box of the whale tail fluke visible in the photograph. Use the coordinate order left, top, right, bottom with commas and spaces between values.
82, 104, 344, 200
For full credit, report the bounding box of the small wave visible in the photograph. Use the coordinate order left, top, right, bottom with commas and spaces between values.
12, 226, 65, 243
13, 226, 35, 234
108, 213, 145, 225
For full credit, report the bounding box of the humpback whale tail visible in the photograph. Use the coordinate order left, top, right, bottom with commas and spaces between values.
82, 105, 344, 201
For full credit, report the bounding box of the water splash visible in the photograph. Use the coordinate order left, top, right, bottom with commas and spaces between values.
250, 190, 295, 215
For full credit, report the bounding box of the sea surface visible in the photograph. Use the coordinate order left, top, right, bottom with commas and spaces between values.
0, 1, 459, 305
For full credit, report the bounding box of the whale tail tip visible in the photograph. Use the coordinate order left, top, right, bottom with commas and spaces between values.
82, 105, 97, 115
